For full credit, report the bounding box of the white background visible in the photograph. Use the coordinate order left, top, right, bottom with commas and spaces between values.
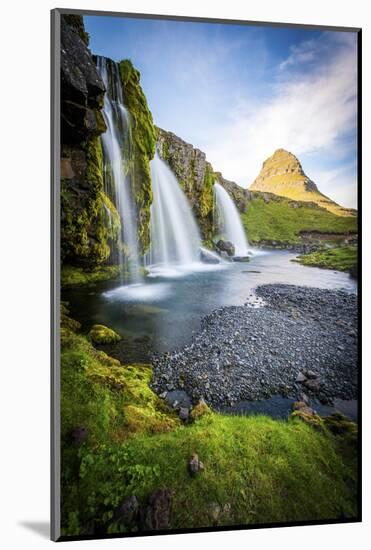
0, 0, 369, 548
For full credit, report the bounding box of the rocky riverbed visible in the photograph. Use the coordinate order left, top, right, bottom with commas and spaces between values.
151, 284, 358, 407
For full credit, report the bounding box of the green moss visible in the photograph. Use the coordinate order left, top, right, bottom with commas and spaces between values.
118, 59, 157, 254
60, 333, 178, 448
61, 137, 121, 267
295, 246, 357, 272
89, 324, 122, 345
242, 195, 358, 246
61, 265, 121, 287
190, 399, 212, 421
197, 164, 216, 240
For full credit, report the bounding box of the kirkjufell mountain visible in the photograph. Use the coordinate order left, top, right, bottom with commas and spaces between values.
249, 149, 355, 217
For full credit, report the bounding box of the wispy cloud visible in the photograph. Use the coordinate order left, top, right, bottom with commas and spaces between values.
203, 32, 358, 207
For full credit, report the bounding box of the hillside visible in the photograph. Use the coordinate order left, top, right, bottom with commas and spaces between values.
249, 149, 355, 217
242, 192, 357, 246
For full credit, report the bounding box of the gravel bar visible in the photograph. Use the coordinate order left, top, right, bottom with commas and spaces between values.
151, 284, 358, 407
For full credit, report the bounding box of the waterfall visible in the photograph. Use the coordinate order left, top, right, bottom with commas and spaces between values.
147, 152, 201, 272
214, 182, 249, 256
96, 56, 141, 282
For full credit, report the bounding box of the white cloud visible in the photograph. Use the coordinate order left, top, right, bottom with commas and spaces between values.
202, 32, 358, 207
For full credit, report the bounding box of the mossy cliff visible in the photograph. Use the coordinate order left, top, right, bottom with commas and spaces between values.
157, 128, 216, 241
119, 60, 157, 254
60, 15, 121, 270
60, 19, 157, 276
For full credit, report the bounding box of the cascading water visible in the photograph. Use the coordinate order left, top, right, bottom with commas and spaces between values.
147, 152, 201, 273
214, 182, 249, 256
96, 56, 141, 282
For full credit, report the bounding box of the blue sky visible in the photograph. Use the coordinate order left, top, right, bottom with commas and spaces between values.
85, 15, 358, 208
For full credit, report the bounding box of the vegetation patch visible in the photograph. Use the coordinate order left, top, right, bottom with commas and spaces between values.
89, 324, 122, 345
62, 411, 357, 536
61, 264, 121, 287
294, 246, 357, 273
242, 195, 357, 245
60, 314, 358, 537
119, 59, 157, 254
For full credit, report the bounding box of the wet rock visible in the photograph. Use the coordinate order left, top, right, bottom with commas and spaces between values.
199, 248, 220, 264
296, 372, 307, 383
216, 239, 235, 257
232, 256, 251, 263
141, 489, 171, 531
304, 369, 318, 380
304, 378, 321, 392
188, 454, 204, 476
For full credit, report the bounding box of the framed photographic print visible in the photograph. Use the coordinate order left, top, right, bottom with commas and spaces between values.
51, 8, 361, 542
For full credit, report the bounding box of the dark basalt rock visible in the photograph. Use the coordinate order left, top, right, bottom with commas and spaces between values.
232, 256, 250, 263
140, 489, 171, 531
61, 14, 106, 143
115, 495, 139, 527
70, 425, 88, 446
216, 239, 235, 256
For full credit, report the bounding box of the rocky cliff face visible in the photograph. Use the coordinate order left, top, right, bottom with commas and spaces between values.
250, 149, 354, 217
60, 15, 121, 268
60, 16, 156, 270
157, 129, 217, 241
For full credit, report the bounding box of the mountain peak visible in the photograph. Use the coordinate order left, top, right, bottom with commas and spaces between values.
249, 149, 354, 217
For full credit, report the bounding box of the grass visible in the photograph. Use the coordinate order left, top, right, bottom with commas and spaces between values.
60, 311, 358, 537
242, 195, 357, 245
295, 246, 357, 273
67, 413, 357, 535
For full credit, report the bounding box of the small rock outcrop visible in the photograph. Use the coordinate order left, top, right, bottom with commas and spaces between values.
216, 239, 235, 257
188, 453, 205, 476
140, 489, 171, 531
89, 324, 121, 345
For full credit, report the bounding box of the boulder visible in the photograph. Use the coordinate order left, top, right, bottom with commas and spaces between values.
216, 240, 235, 257
89, 324, 121, 345
70, 425, 88, 446
179, 407, 190, 422
188, 453, 204, 476
199, 248, 220, 264
304, 378, 321, 392
140, 489, 171, 531
115, 495, 139, 526
296, 371, 307, 383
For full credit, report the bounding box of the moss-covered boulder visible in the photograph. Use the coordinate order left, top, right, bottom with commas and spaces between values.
190, 399, 212, 421
89, 324, 122, 345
